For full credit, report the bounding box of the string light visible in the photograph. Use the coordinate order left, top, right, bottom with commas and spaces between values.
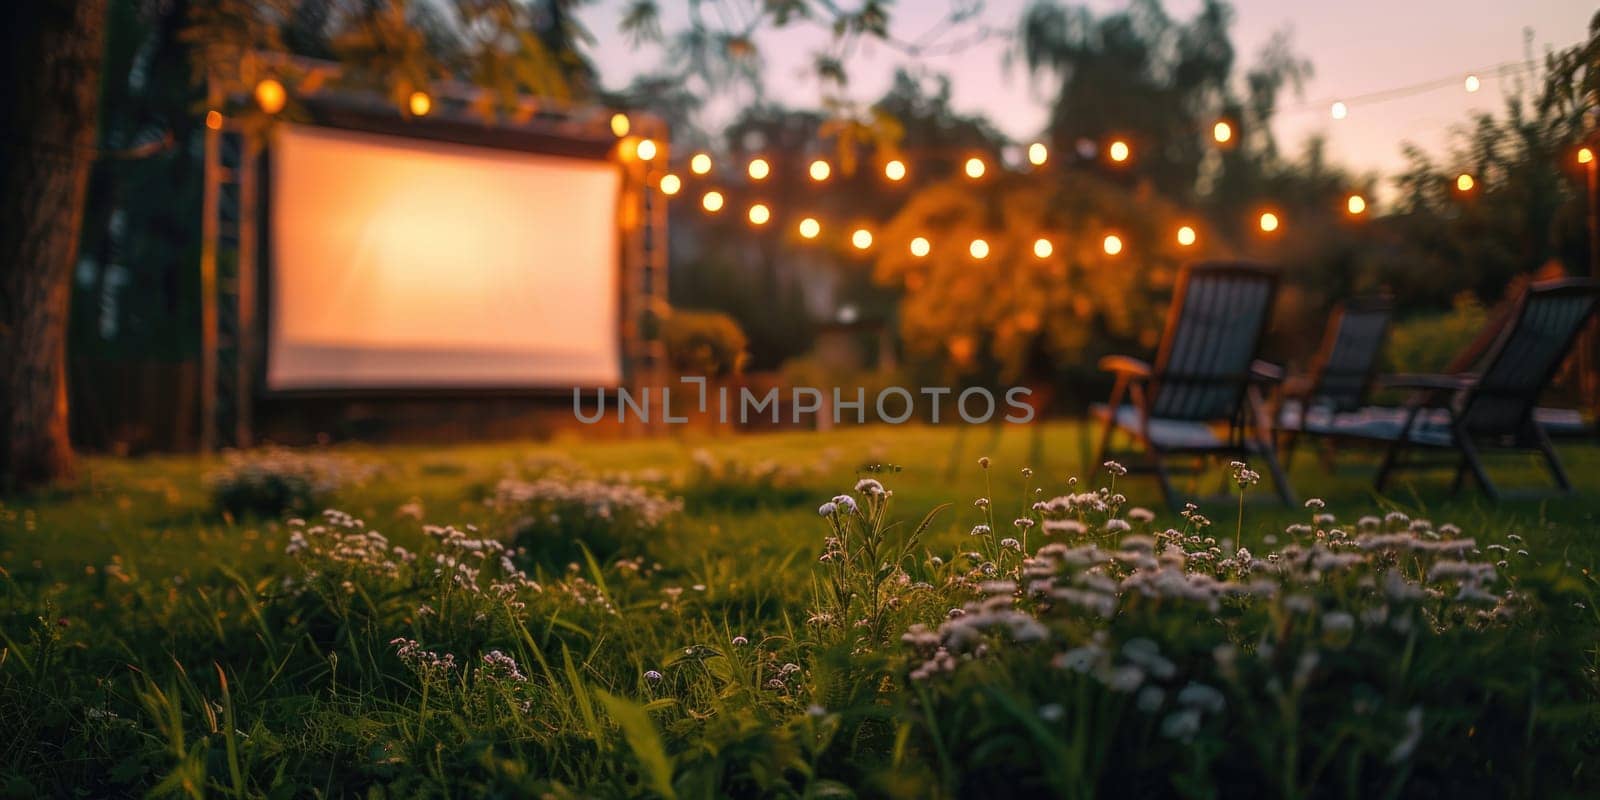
1464, 74, 1481, 93
852, 228, 873, 250
965, 157, 986, 179
254, 78, 286, 114
701, 190, 724, 212
204, 110, 223, 130
1456, 173, 1474, 192
807, 159, 831, 181
1103, 234, 1123, 255
798, 217, 821, 239
910, 237, 931, 257
690, 153, 712, 175
1581, 147, 1595, 166
748, 203, 770, 225
1108, 140, 1130, 163
969, 239, 990, 260
884, 159, 907, 181
1033, 238, 1053, 258
408, 91, 432, 117
748, 158, 770, 180
1028, 143, 1048, 166
1346, 194, 1367, 215
659, 174, 681, 195
1212, 121, 1233, 143
637, 138, 658, 161
1176, 225, 1197, 247
1259, 211, 1280, 233
1330, 102, 1348, 120
610, 113, 630, 137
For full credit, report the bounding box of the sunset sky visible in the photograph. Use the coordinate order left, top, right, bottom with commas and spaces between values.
578, 0, 1593, 185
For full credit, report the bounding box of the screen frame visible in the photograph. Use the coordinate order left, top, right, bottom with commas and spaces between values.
257, 98, 628, 399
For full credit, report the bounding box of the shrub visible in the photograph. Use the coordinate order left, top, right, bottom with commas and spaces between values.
490, 475, 682, 564
844, 464, 1597, 798
676, 449, 822, 511
1385, 292, 1487, 373
661, 309, 748, 378
207, 447, 377, 518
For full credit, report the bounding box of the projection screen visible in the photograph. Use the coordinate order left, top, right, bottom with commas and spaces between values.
267, 123, 622, 390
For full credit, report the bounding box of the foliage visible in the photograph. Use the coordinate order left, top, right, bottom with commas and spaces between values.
2, 430, 1599, 796
660, 309, 748, 378
1383, 294, 1490, 374
875, 171, 1191, 384
489, 474, 682, 564
676, 449, 824, 512
207, 446, 379, 517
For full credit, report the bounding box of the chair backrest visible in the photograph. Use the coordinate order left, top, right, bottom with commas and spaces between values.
1308, 297, 1392, 413
1149, 261, 1279, 421
1459, 278, 1600, 434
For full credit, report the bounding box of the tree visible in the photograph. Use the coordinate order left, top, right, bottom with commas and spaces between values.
1, 0, 108, 489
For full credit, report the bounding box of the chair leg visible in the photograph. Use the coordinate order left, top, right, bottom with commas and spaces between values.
1450, 455, 1470, 494
1261, 445, 1296, 507
1534, 427, 1573, 493
1375, 438, 1407, 493
1457, 435, 1499, 501
1281, 429, 1300, 470
1151, 449, 1180, 511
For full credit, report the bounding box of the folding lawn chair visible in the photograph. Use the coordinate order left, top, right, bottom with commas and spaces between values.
1371, 278, 1600, 499
1277, 297, 1393, 469
1091, 261, 1294, 509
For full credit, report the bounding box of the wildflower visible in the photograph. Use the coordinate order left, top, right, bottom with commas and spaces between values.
1127, 507, 1155, 523
1229, 461, 1260, 487
1038, 703, 1065, 722
1388, 707, 1424, 763
970, 524, 991, 537
1304, 498, 1326, 510
1136, 686, 1166, 713
481, 650, 528, 683
831, 495, 858, 514
732, 635, 749, 647
1105, 519, 1132, 534
1013, 517, 1035, 530
1323, 611, 1355, 634
1000, 538, 1023, 552
1176, 683, 1226, 713
1160, 708, 1203, 741
978, 457, 991, 469
817, 502, 837, 517
855, 478, 886, 496
644, 670, 663, 683
1102, 461, 1128, 476
1101, 665, 1146, 692
974, 497, 990, 509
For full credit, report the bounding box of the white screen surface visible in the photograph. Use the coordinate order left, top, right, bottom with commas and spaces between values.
267, 124, 622, 390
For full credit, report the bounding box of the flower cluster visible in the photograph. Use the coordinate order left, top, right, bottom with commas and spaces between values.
209, 448, 381, 517
286, 510, 414, 582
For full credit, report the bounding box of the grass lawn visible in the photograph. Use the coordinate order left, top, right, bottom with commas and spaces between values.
3, 421, 1598, 797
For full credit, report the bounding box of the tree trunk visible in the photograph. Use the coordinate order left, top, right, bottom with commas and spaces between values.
0, 0, 107, 490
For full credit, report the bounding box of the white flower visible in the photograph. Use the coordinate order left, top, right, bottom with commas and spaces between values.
1388, 707, 1424, 763
644, 670, 663, 683
1136, 686, 1166, 713
817, 502, 837, 517
1176, 682, 1225, 713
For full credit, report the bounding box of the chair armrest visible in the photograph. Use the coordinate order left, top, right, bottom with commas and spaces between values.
1250, 359, 1285, 384
1098, 355, 1152, 378
1378, 373, 1476, 392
